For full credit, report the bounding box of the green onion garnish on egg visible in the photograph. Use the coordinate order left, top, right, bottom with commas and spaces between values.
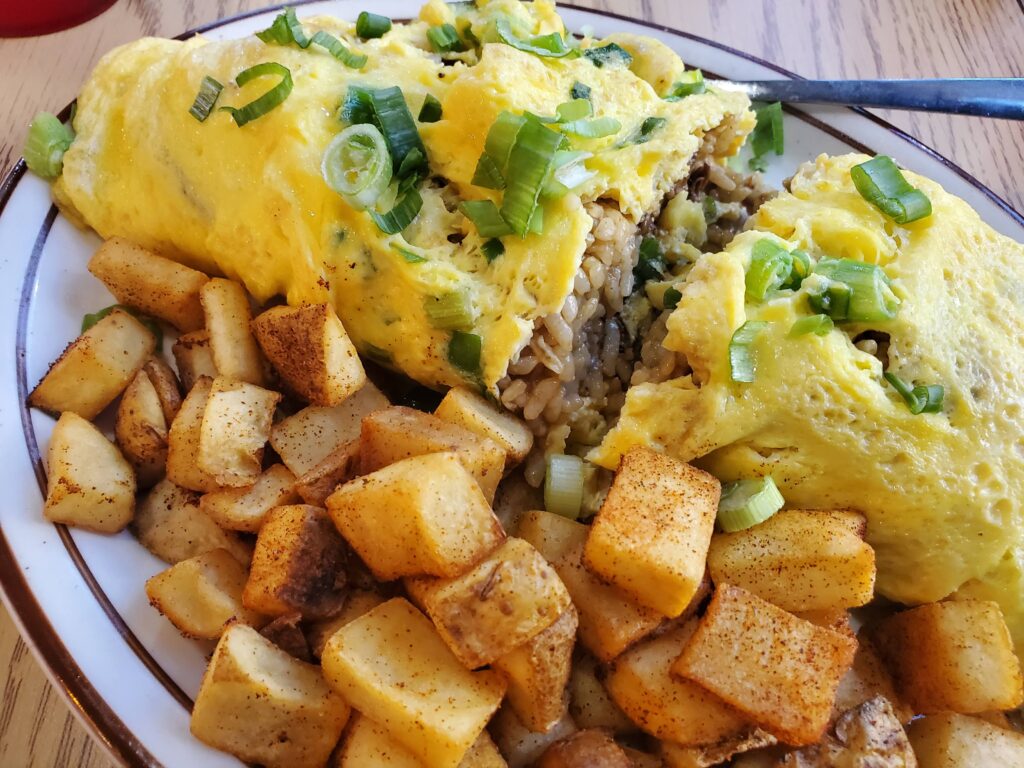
495, 18, 576, 58
23, 112, 74, 179
789, 314, 834, 337
367, 86, 427, 174
664, 70, 706, 100
663, 286, 682, 310
717, 476, 784, 532
356, 11, 391, 39
393, 244, 427, 263
321, 123, 393, 210
556, 99, 593, 122
545, 454, 585, 519
570, 81, 592, 101
461, 200, 513, 238
729, 320, 768, 383
189, 76, 224, 122
481, 238, 505, 262
851, 155, 932, 224
616, 116, 667, 147
311, 30, 367, 68
884, 372, 944, 415
784, 248, 812, 288
448, 330, 482, 374
220, 62, 294, 127
424, 290, 475, 330
583, 42, 633, 68
418, 94, 442, 123
472, 111, 528, 189
746, 238, 794, 301
255, 7, 311, 48
500, 117, 563, 236
812, 258, 900, 322
634, 237, 666, 284
427, 23, 464, 53
369, 186, 423, 234
749, 101, 784, 171
560, 116, 621, 138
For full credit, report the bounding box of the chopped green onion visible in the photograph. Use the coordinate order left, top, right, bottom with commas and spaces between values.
717, 476, 784, 532
583, 42, 633, 68
189, 76, 224, 122
664, 70, 706, 100
356, 11, 391, 39
746, 238, 794, 301
634, 236, 665, 284
368, 86, 427, 174
789, 314, 834, 337
500, 118, 563, 236
702, 196, 719, 222
23, 112, 74, 179
785, 248, 811, 288
570, 81, 592, 101
481, 238, 505, 262
543, 150, 595, 197
804, 275, 852, 320
884, 372, 944, 415
396, 149, 426, 183
393, 244, 427, 263
418, 94, 442, 123
560, 116, 621, 138
220, 62, 294, 127
341, 85, 374, 125
448, 330, 482, 374
749, 101, 784, 171
427, 23, 464, 53
617, 116, 667, 147
82, 305, 162, 347
556, 98, 593, 122
322, 123, 392, 210
545, 454, 585, 519
369, 186, 423, 234
729, 320, 768, 383
310, 30, 367, 68
811, 258, 900, 322
472, 111, 527, 189
663, 286, 682, 310
851, 155, 932, 224
495, 18, 575, 58
424, 290, 475, 330
255, 8, 311, 48
461, 200, 513, 237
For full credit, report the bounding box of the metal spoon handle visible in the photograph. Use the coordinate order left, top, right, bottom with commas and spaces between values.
732, 78, 1024, 119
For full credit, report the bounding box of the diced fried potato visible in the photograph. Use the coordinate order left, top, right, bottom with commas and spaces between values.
252, 303, 365, 406
554, 542, 662, 662
199, 464, 298, 533
145, 548, 265, 639
493, 608, 577, 733
270, 382, 389, 476
584, 448, 719, 617
409, 537, 573, 668
115, 367, 168, 487
259, 612, 312, 662
662, 729, 777, 768
908, 712, 1024, 767
44, 411, 135, 532
435, 387, 534, 468
515, 510, 589, 564
134, 478, 251, 565
672, 584, 857, 746
29, 308, 156, 419
976, 710, 1013, 729
173, 331, 218, 391
242, 505, 348, 620
490, 706, 577, 768
327, 452, 504, 580
537, 730, 632, 768
492, 472, 545, 532
166, 377, 221, 492
459, 732, 507, 768
88, 238, 209, 332
197, 377, 280, 487
779, 696, 913, 768
321, 598, 506, 768
191, 623, 349, 768
792, 608, 855, 638
295, 441, 359, 507
142, 357, 182, 423
606, 621, 750, 746
568, 653, 636, 734
833, 636, 912, 724
335, 716, 504, 768
359, 406, 505, 503
707, 510, 876, 612
200, 278, 267, 386
872, 599, 1023, 714
308, 589, 387, 659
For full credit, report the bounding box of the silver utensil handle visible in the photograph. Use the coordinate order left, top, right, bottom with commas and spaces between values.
740, 78, 1024, 119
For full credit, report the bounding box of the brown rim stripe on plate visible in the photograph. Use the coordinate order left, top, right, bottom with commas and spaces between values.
2, 4, 1024, 768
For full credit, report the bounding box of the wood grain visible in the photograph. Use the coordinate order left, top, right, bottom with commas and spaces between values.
0, 1, 1021, 766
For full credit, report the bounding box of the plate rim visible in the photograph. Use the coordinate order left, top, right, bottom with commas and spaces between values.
1, 3, 1021, 767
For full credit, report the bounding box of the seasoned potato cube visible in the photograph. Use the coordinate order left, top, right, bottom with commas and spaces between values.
606, 622, 750, 746
29, 308, 156, 419
145, 548, 265, 639
327, 452, 504, 580
661, 728, 777, 768
360, 406, 505, 503
494, 608, 577, 732
515, 510, 589, 564
270, 382, 389, 476
833, 636, 912, 724
295, 441, 359, 507
252, 303, 365, 406
568, 653, 635, 734
584, 447, 719, 617
44, 411, 135, 532
308, 589, 387, 659
172, 330, 218, 391
672, 584, 857, 746
321, 598, 506, 768
908, 712, 1024, 766
197, 377, 280, 487
409, 537, 573, 668
792, 608, 855, 638
166, 377, 221, 492
134, 478, 251, 565
872, 599, 1023, 714
200, 278, 267, 385
191, 623, 349, 768
707, 510, 876, 612
336, 716, 504, 768
435, 387, 534, 468
142, 357, 182, 422
259, 613, 313, 662
537, 730, 632, 768
115, 367, 169, 487
88, 238, 208, 331
242, 505, 348, 620
490, 705, 577, 768
554, 543, 662, 662
200, 464, 298, 533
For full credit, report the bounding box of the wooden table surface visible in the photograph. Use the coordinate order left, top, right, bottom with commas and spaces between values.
0, 0, 1022, 765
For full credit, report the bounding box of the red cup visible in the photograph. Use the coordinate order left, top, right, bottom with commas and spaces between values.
0, 0, 118, 37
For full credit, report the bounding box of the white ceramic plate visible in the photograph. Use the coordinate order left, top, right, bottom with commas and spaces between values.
1, 3, 1022, 766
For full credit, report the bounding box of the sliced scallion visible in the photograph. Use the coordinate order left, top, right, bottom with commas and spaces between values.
556, 98, 592, 122
583, 42, 633, 68
255, 8, 311, 48
617, 115, 667, 147
369, 186, 423, 234
560, 116, 621, 138
427, 23, 464, 53
663, 286, 682, 310
746, 238, 794, 301
368, 86, 427, 174
189, 76, 224, 122
341, 85, 374, 125
495, 18, 575, 58
393, 244, 427, 263
664, 69, 706, 100
472, 111, 527, 189
418, 93, 442, 123
634, 237, 665, 284
356, 11, 390, 39
310, 30, 367, 68
729, 320, 768, 383
789, 314, 834, 337
500, 117, 563, 236
812, 258, 900, 322
424, 290, 475, 330
481, 238, 505, 262
717, 476, 784, 532
785, 248, 811, 288
570, 81, 592, 101
322, 123, 392, 210
543, 150, 595, 197
749, 101, 784, 171
220, 62, 293, 127
884, 372, 944, 415
545, 454, 585, 519
851, 155, 932, 224
448, 330, 482, 374
23, 112, 74, 179
461, 200, 513, 238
